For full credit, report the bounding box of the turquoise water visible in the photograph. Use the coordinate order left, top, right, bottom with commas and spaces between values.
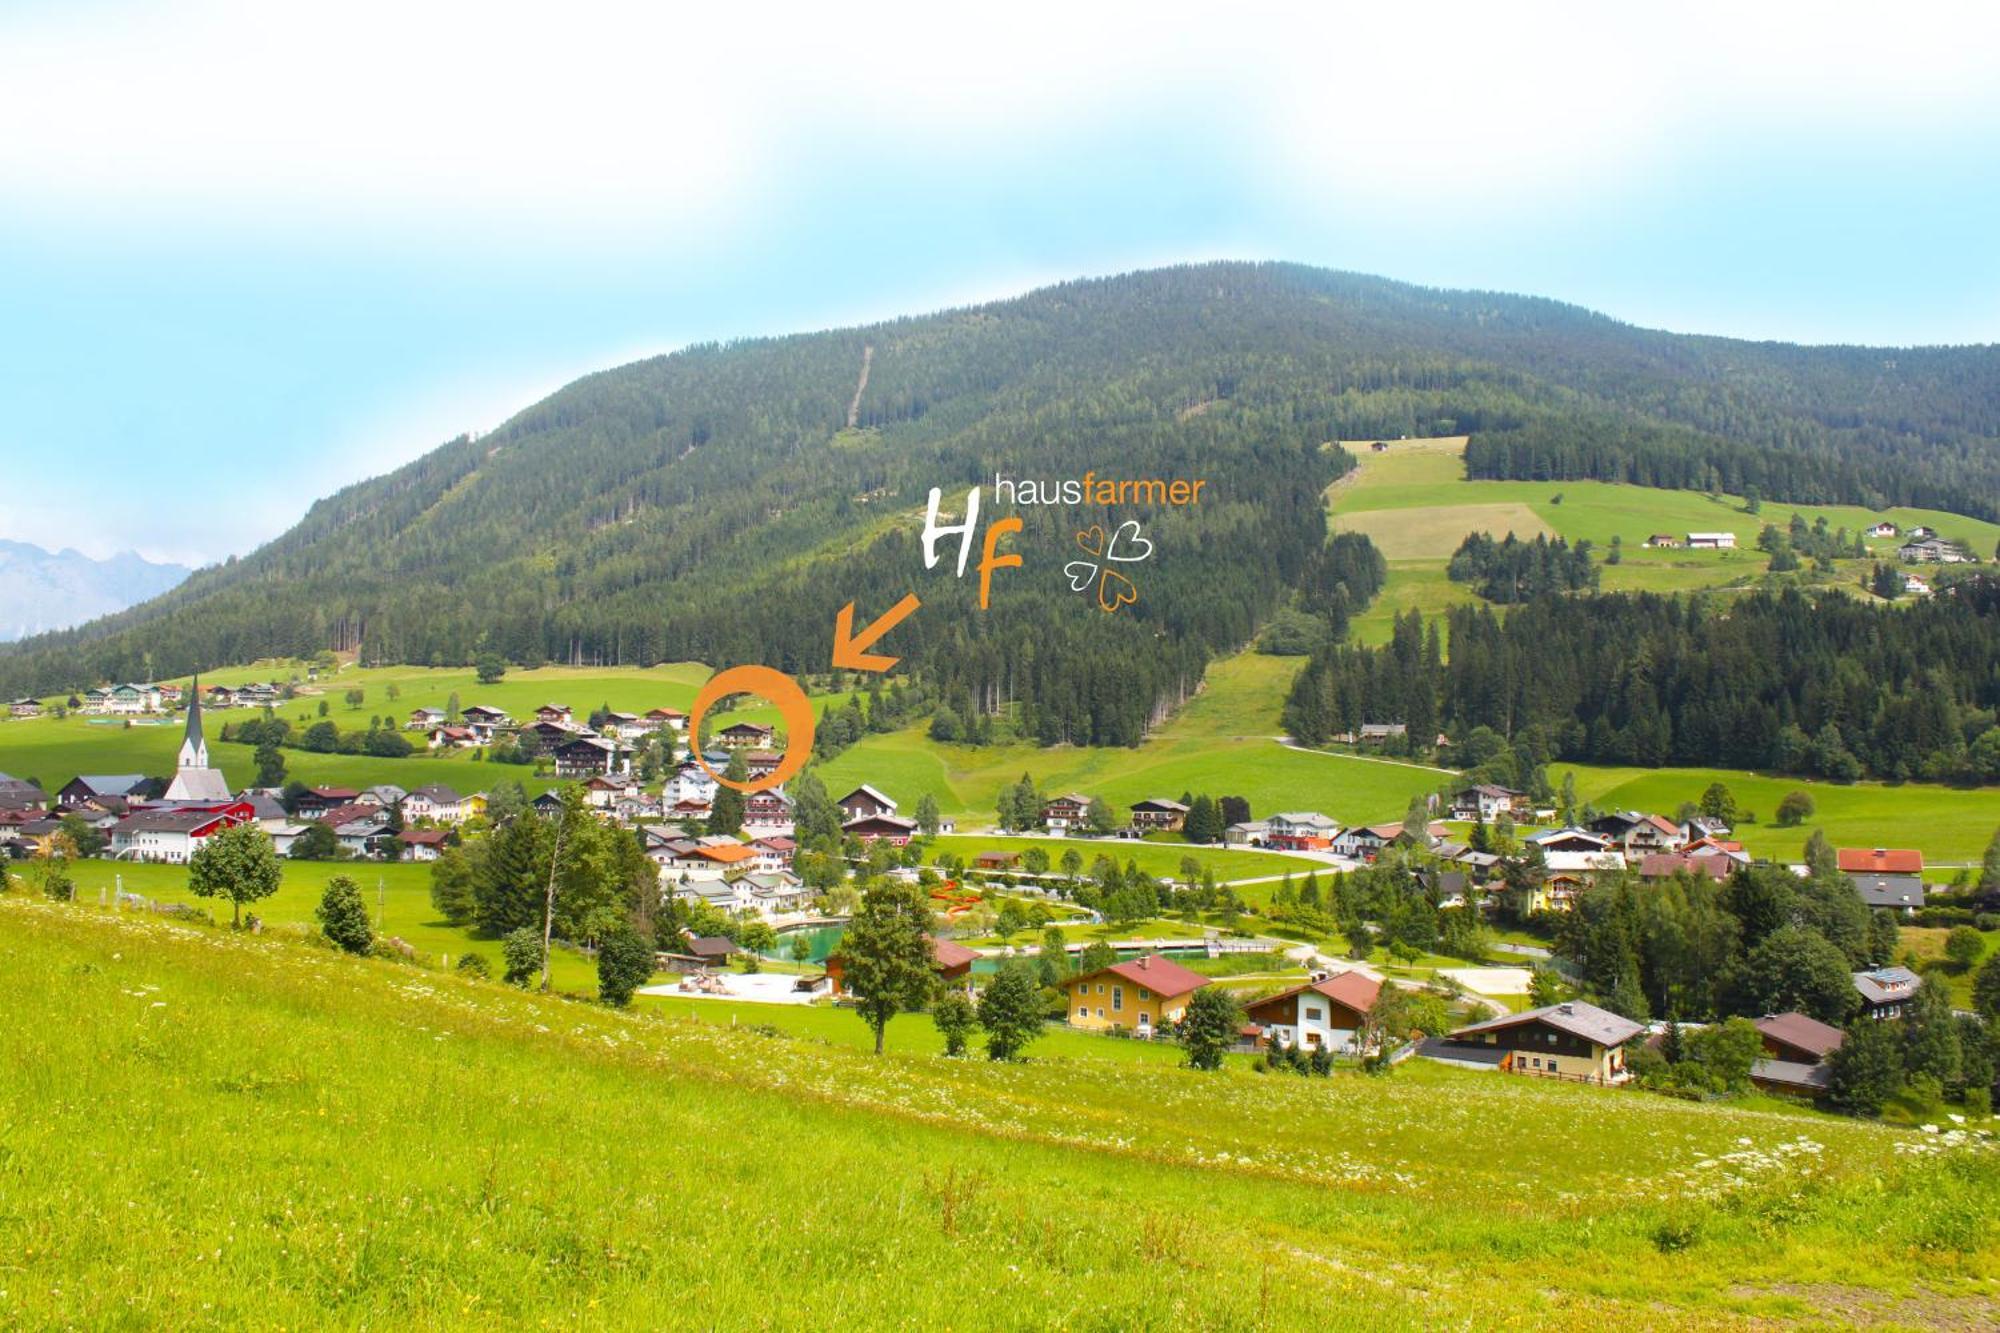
763, 924, 1220, 972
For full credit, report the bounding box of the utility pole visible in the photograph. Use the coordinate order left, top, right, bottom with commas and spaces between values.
539, 808, 567, 992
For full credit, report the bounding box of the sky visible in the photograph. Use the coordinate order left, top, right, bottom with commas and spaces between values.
3, 1, 1999, 566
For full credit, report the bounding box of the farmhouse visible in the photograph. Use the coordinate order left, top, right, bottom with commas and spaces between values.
292, 786, 360, 816
1643, 534, 1680, 549
1538, 850, 1627, 910
644, 707, 689, 733
1128, 797, 1188, 831
842, 814, 918, 845
426, 725, 477, 749
9, 697, 41, 718
1041, 793, 1090, 830
1588, 810, 1686, 859
396, 828, 454, 861
58, 774, 158, 810
1853, 966, 1922, 1020
406, 707, 447, 729
1448, 784, 1528, 823
1062, 953, 1209, 1038
836, 785, 898, 822
110, 806, 251, 864
717, 721, 774, 750
1243, 971, 1381, 1055
1264, 811, 1340, 850
552, 736, 629, 779
535, 703, 573, 725
1868, 521, 1899, 539
743, 788, 794, 835
1685, 532, 1736, 550
1431, 1001, 1642, 1084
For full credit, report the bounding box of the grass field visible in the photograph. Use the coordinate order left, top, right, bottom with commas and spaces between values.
1561, 764, 2000, 865
923, 833, 1314, 884
1331, 436, 2000, 646
7, 895, 1998, 1328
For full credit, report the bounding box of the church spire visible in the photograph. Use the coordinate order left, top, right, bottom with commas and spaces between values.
179, 674, 207, 770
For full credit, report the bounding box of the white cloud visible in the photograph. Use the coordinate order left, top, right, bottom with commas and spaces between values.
4, 1, 1994, 237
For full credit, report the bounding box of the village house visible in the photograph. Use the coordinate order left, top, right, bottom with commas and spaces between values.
205, 683, 240, 708
749, 835, 796, 873
406, 707, 447, 729
1685, 531, 1736, 550
666, 762, 720, 808
397, 828, 455, 861
426, 724, 478, 750
320, 803, 394, 857
643, 706, 689, 734
1128, 797, 1188, 831
1636, 852, 1731, 884
743, 788, 795, 836
742, 749, 785, 780
1448, 784, 1530, 823
1853, 965, 1922, 1020
1243, 970, 1381, 1055
1747, 1011, 1844, 1098
739, 871, 812, 916
459, 705, 510, 742
360, 784, 406, 808
1643, 533, 1680, 549
1223, 819, 1271, 846
1838, 847, 1925, 913
535, 703, 574, 726
552, 735, 630, 779
599, 711, 649, 741
581, 775, 638, 810
1868, 520, 1900, 539
1062, 953, 1209, 1038
1904, 573, 1933, 596
827, 935, 978, 996
717, 721, 774, 750
1042, 793, 1091, 831
1426, 1001, 1642, 1084
974, 850, 1019, 872
1357, 722, 1407, 744
1900, 535, 1970, 563
0, 775, 47, 813
1538, 849, 1628, 910
57, 774, 158, 810
836, 784, 898, 822
109, 806, 251, 864
1588, 811, 1686, 860
842, 813, 919, 845
101, 682, 164, 715
9, 697, 42, 718
1263, 811, 1341, 850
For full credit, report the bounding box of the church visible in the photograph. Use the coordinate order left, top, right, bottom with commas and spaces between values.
163, 678, 233, 802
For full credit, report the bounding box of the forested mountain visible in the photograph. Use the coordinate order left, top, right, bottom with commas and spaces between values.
0, 541, 190, 642
5, 262, 1999, 740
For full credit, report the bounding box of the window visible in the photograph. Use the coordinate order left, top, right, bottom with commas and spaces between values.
1305, 1005, 1323, 1022
1112, 986, 1124, 1013
1138, 988, 1151, 1001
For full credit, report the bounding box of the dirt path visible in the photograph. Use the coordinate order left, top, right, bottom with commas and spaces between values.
846, 344, 873, 429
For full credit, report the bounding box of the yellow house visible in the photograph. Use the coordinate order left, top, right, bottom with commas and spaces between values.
460, 791, 489, 820
1062, 953, 1209, 1038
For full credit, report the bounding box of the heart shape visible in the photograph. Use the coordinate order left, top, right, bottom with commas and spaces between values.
1106, 519, 1154, 563
1075, 525, 1107, 558
1063, 560, 1098, 592
1097, 567, 1139, 613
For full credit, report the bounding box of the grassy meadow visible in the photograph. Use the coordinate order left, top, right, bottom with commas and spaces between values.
1330, 436, 2000, 646
6, 894, 1999, 1329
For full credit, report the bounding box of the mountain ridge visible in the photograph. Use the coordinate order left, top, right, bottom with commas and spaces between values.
0, 538, 192, 644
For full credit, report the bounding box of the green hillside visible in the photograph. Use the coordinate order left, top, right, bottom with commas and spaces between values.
8, 895, 1997, 1328
1334, 435, 2000, 646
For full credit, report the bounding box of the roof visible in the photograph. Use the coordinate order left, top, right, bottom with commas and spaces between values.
930, 937, 981, 969
1754, 1012, 1846, 1061
1686, 531, 1735, 541
1270, 811, 1340, 830
407, 784, 462, 803
842, 814, 918, 833
1415, 1036, 1508, 1067
398, 828, 452, 846
1131, 797, 1189, 813
645, 706, 688, 718
69, 774, 150, 796
695, 841, 756, 864
1068, 952, 1209, 998
1637, 853, 1730, 881
119, 809, 228, 835
720, 720, 773, 734
1852, 874, 1926, 909
686, 935, 735, 959
1838, 847, 1922, 874
838, 784, 897, 808
1451, 1000, 1643, 1048
1045, 792, 1090, 807
1853, 966, 1922, 1004
1750, 1058, 1834, 1092
1248, 970, 1382, 1019
752, 835, 796, 851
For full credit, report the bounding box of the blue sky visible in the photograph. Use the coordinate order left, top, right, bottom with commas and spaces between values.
3, 2, 1999, 565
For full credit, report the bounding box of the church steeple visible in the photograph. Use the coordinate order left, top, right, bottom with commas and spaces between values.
178, 674, 208, 770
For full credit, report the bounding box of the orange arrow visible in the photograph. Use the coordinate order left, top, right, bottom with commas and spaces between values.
832, 593, 922, 672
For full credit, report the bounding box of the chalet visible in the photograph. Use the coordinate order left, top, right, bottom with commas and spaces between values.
517, 720, 580, 754
743, 749, 785, 780
836, 784, 898, 822
1643, 534, 1680, 549
205, 684, 240, 708
666, 763, 720, 808
1264, 811, 1340, 850
1431, 1001, 1642, 1084
1683, 835, 1750, 865
1331, 824, 1394, 860
1448, 784, 1528, 823
749, 835, 796, 872
1588, 811, 1686, 859
644, 707, 689, 733
1042, 793, 1091, 831
293, 785, 360, 816
974, 850, 1019, 871
552, 736, 629, 779
8, 697, 41, 718
406, 707, 447, 729
13, 817, 66, 857
681, 934, 738, 968
1685, 532, 1736, 550
1062, 953, 1208, 1037
1418, 867, 1474, 906
1904, 573, 1933, 596
738, 871, 811, 916
535, 703, 573, 726
600, 711, 648, 740
157, 683, 183, 706
426, 725, 477, 749
667, 797, 713, 824
531, 790, 566, 819
0, 775, 47, 813
1357, 722, 1406, 744
1635, 853, 1730, 884
581, 775, 636, 810
661, 838, 758, 876
459, 705, 509, 742
1908, 525, 1938, 541
360, 784, 406, 808
717, 721, 774, 750
1527, 827, 1615, 855
1900, 535, 1970, 563
842, 814, 918, 845
828, 936, 978, 995
1868, 521, 1899, 539
1754, 1011, 1846, 1065
1539, 850, 1627, 909
612, 793, 662, 823
321, 804, 393, 856
743, 788, 794, 835
57, 774, 157, 810
1243, 971, 1381, 1055
109, 807, 248, 864
396, 828, 455, 861
1128, 797, 1188, 831
241, 792, 291, 832
81, 687, 112, 713
1853, 966, 1922, 1020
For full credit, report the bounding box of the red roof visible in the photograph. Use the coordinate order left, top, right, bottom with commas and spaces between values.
398, 828, 452, 846
1837, 848, 1922, 874
1245, 970, 1382, 1021
1072, 953, 1210, 999
1637, 853, 1730, 881
1754, 1011, 1846, 1061
929, 937, 980, 969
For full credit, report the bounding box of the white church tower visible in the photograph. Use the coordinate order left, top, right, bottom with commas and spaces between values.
164, 676, 232, 802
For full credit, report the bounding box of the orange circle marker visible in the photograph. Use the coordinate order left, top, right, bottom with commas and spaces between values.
687, 664, 816, 795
